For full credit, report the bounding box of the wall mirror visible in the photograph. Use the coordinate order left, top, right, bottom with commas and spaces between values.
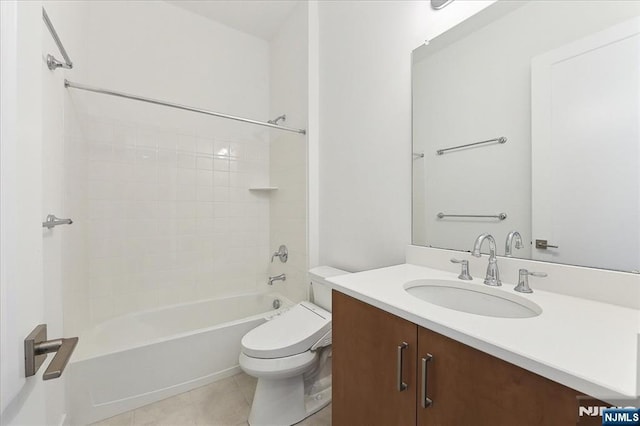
412, 0, 640, 273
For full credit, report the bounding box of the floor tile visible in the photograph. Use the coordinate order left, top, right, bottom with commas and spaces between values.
90, 411, 133, 426
189, 376, 240, 405
133, 392, 194, 425
297, 404, 332, 426
232, 373, 257, 406
193, 390, 249, 426
89, 374, 331, 426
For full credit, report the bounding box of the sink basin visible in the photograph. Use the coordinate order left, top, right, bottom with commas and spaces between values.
404, 279, 542, 318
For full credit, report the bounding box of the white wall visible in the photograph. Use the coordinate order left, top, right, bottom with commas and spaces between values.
0, 2, 45, 423
1, 0, 87, 423
64, 1, 273, 329
269, 3, 309, 303
317, 0, 494, 272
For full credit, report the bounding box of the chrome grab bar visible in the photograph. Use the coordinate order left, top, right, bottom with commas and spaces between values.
42, 214, 73, 229
436, 136, 506, 155
437, 212, 507, 220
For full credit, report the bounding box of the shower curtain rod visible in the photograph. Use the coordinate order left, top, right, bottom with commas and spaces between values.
64, 80, 307, 135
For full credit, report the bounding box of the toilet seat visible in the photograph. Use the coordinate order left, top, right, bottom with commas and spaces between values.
241, 302, 331, 359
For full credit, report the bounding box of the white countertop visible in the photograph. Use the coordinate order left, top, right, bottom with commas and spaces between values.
327, 263, 640, 402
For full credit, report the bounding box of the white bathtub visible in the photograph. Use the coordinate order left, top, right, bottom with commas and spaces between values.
67, 292, 291, 425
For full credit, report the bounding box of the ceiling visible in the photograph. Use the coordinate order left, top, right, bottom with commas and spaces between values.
166, 0, 300, 41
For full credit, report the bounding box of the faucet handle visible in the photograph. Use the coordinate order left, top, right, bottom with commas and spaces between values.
514, 269, 547, 293
271, 245, 288, 263
450, 258, 472, 281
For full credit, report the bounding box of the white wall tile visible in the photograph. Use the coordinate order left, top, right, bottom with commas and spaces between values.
63, 0, 284, 329
78, 117, 272, 324
177, 134, 198, 153
177, 168, 197, 185
197, 170, 214, 186
196, 155, 214, 171
84, 118, 115, 144
197, 138, 214, 155
213, 157, 229, 171
177, 152, 196, 169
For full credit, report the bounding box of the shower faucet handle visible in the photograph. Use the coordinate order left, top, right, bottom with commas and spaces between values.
271, 245, 288, 263
450, 258, 472, 281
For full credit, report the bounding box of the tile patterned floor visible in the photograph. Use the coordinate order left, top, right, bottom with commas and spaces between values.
90, 372, 331, 426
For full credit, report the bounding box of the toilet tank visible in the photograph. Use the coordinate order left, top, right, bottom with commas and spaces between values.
308, 266, 350, 312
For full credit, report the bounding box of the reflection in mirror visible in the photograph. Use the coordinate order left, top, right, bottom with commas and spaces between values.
412, 1, 640, 273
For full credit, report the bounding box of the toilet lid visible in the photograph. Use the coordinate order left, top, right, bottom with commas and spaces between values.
241, 302, 331, 359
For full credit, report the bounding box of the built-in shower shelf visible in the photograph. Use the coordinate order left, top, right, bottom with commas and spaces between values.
248, 187, 278, 191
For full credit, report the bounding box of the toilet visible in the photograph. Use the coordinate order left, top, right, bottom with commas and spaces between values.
239, 266, 348, 426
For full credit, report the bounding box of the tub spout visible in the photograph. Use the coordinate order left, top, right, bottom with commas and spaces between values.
268, 274, 286, 285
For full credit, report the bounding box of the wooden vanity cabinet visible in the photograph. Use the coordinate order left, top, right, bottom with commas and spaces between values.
332, 289, 417, 425
333, 291, 598, 426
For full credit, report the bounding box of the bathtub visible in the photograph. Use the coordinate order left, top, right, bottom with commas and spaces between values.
67, 292, 291, 425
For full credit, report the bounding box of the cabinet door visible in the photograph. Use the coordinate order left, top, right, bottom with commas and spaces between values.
417, 327, 589, 426
333, 291, 417, 426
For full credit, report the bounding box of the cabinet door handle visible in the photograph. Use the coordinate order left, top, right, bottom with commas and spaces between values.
397, 342, 409, 392
421, 354, 433, 408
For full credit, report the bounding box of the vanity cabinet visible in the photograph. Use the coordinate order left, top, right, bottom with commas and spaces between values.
332, 290, 418, 425
332, 291, 601, 426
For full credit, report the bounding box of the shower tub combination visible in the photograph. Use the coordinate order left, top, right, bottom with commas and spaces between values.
67, 292, 291, 425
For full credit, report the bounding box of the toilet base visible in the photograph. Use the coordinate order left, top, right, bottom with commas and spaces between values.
249, 376, 304, 426
247, 376, 331, 426
302, 384, 332, 420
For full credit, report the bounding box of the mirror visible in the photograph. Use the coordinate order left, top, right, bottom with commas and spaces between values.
412, 1, 640, 273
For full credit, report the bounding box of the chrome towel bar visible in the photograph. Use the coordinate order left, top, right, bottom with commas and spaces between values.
437, 212, 507, 220
42, 7, 73, 70
436, 136, 506, 155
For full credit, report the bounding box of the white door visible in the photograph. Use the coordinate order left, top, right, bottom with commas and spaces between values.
1, 1, 68, 424
531, 17, 640, 272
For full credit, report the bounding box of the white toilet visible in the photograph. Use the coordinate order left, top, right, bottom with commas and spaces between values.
239, 266, 348, 426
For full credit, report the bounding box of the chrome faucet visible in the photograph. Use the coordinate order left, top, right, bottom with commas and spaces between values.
450, 258, 472, 280
267, 273, 286, 285
514, 269, 547, 293
471, 233, 501, 286
505, 231, 523, 257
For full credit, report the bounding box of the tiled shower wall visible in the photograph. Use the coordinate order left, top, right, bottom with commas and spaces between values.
269, 135, 307, 303
74, 116, 271, 326
268, 2, 309, 304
